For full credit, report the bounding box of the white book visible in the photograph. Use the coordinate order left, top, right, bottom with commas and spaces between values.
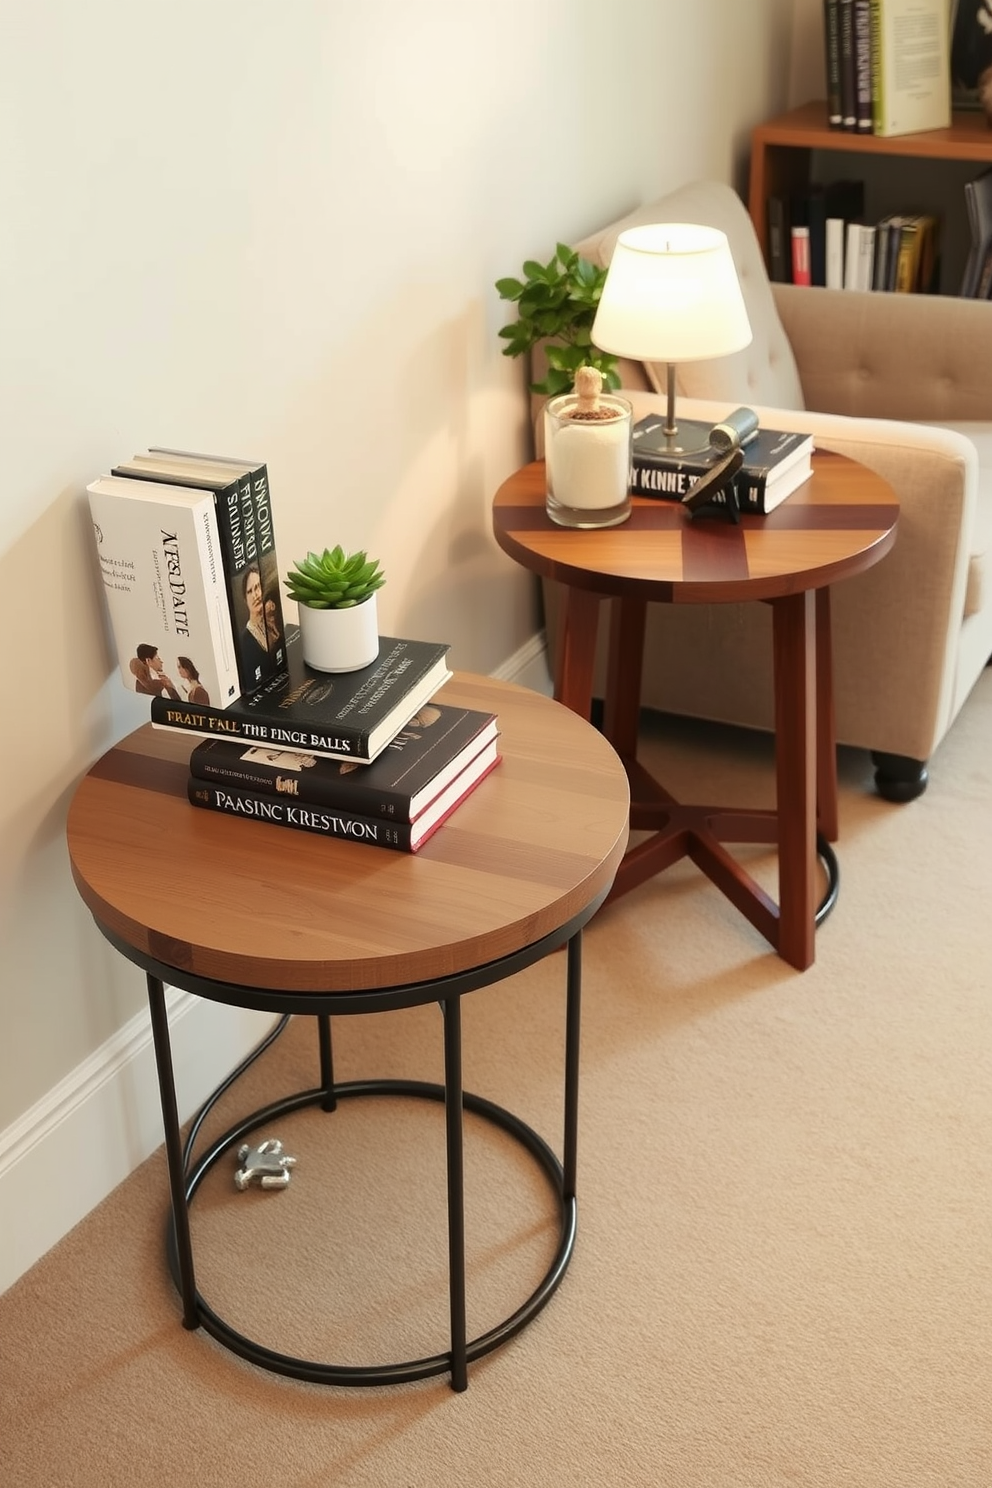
844, 222, 863, 289
870, 0, 951, 138
826, 216, 846, 289
856, 223, 877, 289
87, 474, 241, 710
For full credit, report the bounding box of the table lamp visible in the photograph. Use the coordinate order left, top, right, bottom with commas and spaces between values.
591, 223, 752, 455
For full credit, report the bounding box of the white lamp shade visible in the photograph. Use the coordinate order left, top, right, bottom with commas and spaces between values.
591, 223, 753, 363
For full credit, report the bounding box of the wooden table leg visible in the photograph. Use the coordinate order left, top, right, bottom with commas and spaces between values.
603, 597, 648, 759
815, 588, 839, 843
553, 586, 601, 718
772, 591, 817, 970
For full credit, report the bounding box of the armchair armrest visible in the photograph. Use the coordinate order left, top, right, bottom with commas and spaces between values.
772, 284, 992, 424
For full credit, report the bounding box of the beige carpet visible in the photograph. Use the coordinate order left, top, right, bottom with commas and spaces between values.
4, 676, 992, 1487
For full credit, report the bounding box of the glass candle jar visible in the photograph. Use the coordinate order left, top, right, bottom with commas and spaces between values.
544, 391, 633, 529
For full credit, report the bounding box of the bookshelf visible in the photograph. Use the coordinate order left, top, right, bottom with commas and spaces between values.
749, 100, 992, 293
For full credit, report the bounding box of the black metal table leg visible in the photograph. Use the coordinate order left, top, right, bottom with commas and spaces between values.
441, 995, 468, 1392
146, 974, 198, 1330
563, 932, 582, 1201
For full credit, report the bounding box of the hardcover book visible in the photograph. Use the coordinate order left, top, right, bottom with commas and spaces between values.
186, 740, 500, 853
151, 624, 452, 764
86, 475, 241, 708
631, 418, 814, 514
112, 450, 286, 694
870, 0, 951, 138
823, 0, 844, 127
189, 703, 499, 822
960, 167, 992, 296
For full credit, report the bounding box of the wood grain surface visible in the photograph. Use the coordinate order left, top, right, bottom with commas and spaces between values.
492, 451, 899, 604
66, 674, 630, 994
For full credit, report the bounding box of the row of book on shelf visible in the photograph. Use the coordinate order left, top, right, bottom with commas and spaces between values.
822, 0, 952, 139
769, 165, 992, 298
86, 454, 500, 855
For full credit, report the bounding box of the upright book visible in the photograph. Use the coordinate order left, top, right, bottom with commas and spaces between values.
870, 0, 951, 137
631, 418, 814, 514
188, 702, 499, 822
151, 624, 452, 763
86, 475, 241, 708
187, 735, 500, 854
960, 167, 992, 296
111, 449, 287, 694
823, 0, 844, 127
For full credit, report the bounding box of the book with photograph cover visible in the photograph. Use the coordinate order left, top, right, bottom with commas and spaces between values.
189, 703, 499, 822
151, 624, 452, 764
631, 418, 814, 514
86, 474, 241, 709
112, 450, 286, 695
186, 739, 501, 853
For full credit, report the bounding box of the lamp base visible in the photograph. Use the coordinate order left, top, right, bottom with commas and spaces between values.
646, 417, 714, 457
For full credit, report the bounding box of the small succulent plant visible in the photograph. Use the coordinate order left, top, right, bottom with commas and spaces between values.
284, 546, 386, 610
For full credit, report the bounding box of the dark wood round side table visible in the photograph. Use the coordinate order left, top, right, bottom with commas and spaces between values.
493, 452, 899, 970
66, 673, 629, 1392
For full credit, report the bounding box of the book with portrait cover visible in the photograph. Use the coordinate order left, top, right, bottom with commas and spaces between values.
186, 739, 501, 853
152, 624, 452, 764
111, 449, 286, 695
86, 474, 241, 709
631, 417, 814, 514
189, 702, 499, 821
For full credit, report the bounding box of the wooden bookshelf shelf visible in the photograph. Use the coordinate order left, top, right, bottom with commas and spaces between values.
749, 100, 992, 279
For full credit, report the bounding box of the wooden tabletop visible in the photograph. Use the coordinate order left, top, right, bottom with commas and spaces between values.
492, 452, 899, 603
66, 673, 630, 995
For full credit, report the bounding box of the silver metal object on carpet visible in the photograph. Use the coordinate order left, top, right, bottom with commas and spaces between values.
234, 1137, 298, 1190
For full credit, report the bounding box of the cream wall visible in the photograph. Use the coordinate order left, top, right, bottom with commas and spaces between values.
0, 0, 795, 1262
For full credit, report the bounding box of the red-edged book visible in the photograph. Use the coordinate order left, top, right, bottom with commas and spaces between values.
186, 706, 501, 852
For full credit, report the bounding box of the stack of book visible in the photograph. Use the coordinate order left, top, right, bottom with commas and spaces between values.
631, 416, 814, 515
87, 447, 288, 709
87, 452, 498, 853
178, 627, 499, 854
822, 0, 951, 138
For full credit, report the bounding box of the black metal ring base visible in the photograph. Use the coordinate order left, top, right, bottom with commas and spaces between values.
815, 833, 839, 927
168, 1078, 576, 1387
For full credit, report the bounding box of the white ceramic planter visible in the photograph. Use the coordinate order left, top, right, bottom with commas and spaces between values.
297, 593, 379, 673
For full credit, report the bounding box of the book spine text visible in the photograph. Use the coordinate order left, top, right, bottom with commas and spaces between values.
187, 778, 413, 850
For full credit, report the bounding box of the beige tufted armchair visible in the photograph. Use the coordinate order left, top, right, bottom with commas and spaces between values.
537, 180, 992, 799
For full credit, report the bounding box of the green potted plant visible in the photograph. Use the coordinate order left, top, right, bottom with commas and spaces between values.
495, 243, 620, 396
284, 546, 386, 673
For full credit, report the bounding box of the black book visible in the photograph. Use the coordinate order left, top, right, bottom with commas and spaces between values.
960, 167, 992, 297
839, 0, 857, 130
186, 740, 500, 854
823, 0, 844, 127
631, 418, 814, 515
151, 624, 452, 764
767, 195, 791, 282
189, 703, 499, 822
853, 0, 873, 133
112, 450, 287, 695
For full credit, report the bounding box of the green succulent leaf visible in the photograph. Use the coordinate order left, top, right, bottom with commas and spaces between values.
284, 546, 385, 610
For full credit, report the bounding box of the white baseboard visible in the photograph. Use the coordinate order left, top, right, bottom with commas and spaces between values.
0, 629, 552, 1298
0, 994, 278, 1296
491, 629, 552, 694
